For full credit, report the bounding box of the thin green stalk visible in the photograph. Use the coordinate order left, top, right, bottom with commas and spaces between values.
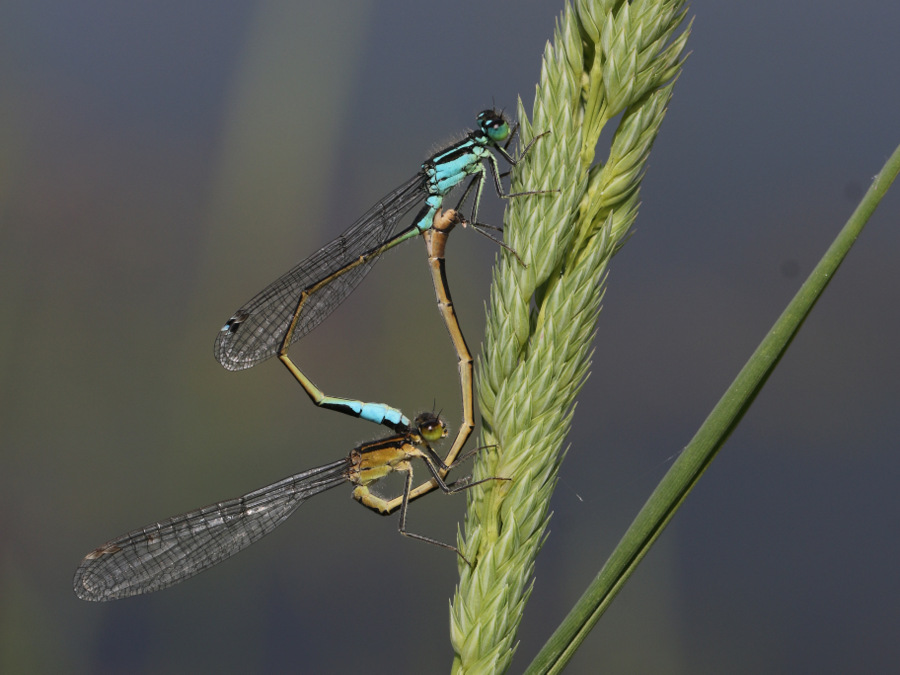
449, 1, 691, 672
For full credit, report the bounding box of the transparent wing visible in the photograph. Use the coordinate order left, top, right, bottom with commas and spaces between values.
214, 174, 427, 370
74, 459, 349, 601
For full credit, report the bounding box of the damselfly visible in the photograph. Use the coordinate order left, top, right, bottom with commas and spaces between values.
354, 208, 477, 516
74, 412, 489, 601
214, 110, 549, 433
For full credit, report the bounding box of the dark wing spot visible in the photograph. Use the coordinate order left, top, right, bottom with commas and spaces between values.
84, 543, 122, 560
223, 309, 251, 334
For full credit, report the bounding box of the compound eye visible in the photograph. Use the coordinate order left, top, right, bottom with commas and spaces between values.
415, 412, 448, 442
478, 110, 511, 143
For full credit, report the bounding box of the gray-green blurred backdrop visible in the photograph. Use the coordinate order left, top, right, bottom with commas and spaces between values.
2, 2, 899, 673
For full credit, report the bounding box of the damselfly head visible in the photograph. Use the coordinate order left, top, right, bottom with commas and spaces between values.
413, 411, 448, 443
476, 109, 511, 145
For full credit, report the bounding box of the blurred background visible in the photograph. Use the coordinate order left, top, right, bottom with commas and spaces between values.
2, 1, 899, 673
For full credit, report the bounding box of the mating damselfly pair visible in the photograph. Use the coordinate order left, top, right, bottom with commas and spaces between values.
74, 110, 552, 601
